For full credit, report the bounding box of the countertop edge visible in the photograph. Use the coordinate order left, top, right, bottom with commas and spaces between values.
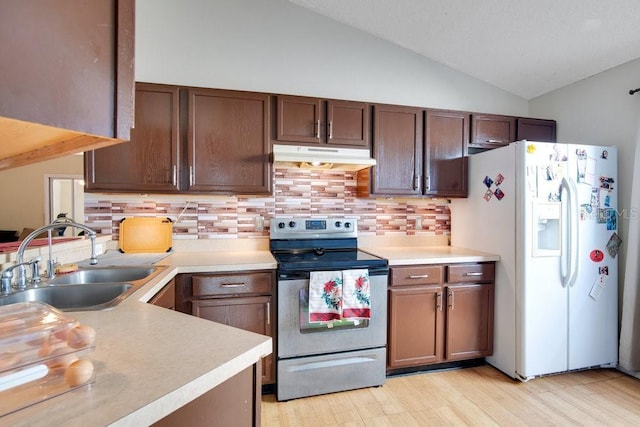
113, 339, 272, 426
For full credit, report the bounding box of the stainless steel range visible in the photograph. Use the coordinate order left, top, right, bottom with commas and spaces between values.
270, 216, 389, 401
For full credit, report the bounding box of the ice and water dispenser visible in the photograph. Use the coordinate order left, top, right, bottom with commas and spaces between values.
532, 201, 561, 257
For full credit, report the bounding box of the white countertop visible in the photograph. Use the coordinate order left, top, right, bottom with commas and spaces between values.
1, 250, 276, 427
362, 245, 500, 265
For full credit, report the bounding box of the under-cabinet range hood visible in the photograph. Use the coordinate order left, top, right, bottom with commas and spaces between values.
272, 144, 376, 171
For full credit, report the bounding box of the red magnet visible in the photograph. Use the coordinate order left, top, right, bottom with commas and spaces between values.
590, 250, 604, 262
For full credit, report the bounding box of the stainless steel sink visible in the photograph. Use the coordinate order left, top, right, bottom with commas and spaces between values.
0, 265, 166, 311
48, 266, 158, 285
0, 283, 133, 311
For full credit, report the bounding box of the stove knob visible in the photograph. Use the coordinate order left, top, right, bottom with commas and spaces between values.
335, 221, 342, 228
277, 222, 286, 229
344, 222, 352, 229
288, 221, 296, 228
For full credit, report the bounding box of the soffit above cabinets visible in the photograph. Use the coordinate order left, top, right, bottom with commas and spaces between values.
0, 117, 124, 171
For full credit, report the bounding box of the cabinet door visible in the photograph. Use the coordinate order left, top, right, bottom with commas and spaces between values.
370, 105, 423, 195
388, 286, 443, 368
424, 110, 469, 197
85, 83, 180, 192
193, 296, 274, 385
445, 283, 494, 361
470, 114, 516, 148
148, 279, 176, 310
275, 95, 323, 143
0, 0, 134, 139
516, 118, 557, 142
326, 100, 370, 147
188, 89, 271, 194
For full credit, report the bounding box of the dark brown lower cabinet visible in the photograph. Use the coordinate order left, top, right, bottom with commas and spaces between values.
153, 363, 261, 427
387, 263, 495, 371
192, 295, 274, 385
445, 283, 494, 361
148, 279, 176, 310
388, 285, 443, 368
176, 272, 276, 386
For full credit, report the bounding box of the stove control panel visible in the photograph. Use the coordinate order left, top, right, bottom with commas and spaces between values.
270, 216, 358, 239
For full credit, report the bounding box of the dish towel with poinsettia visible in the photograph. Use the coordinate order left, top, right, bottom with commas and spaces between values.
342, 269, 371, 320
308, 271, 343, 322
308, 269, 371, 323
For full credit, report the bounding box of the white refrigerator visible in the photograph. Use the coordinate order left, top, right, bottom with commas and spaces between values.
451, 141, 619, 381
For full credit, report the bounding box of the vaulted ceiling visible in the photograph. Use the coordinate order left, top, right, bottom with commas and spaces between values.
288, 0, 640, 99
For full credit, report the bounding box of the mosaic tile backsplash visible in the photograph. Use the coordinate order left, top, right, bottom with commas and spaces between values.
85, 168, 451, 240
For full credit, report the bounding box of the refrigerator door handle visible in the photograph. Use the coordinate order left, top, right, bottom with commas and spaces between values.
560, 177, 580, 288
566, 178, 580, 287
560, 178, 570, 287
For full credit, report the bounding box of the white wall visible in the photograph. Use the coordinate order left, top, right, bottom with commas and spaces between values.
0, 155, 83, 232
530, 57, 640, 305
135, 0, 528, 116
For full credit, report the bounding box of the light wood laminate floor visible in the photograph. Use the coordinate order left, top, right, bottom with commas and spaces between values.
261, 366, 640, 426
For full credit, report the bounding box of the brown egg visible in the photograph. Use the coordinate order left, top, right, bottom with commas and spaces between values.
37, 336, 54, 358
46, 347, 78, 371
64, 359, 94, 387
66, 324, 96, 349
53, 322, 77, 341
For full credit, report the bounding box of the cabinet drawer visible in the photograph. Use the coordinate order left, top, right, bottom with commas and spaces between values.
391, 266, 444, 286
192, 272, 273, 297
447, 263, 495, 283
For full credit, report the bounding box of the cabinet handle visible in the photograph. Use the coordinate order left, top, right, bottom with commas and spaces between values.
329, 120, 333, 139
172, 165, 177, 186
436, 291, 443, 311
408, 274, 429, 279
266, 302, 271, 325
448, 289, 454, 310
424, 176, 430, 191
413, 175, 419, 191
486, 139, 503, 143
465, 272, 483, 276
189, 166, 194, 186
220, 282, 246, 288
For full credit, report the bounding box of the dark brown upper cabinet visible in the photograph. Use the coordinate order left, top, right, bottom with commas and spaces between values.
274, 95, 370, 147
470, 114, 516, 149
424, 110, 469, 198
85, 83, 181, 193
358, 106, 468, 198
360, 104, 423, 196
0, 0, 134, 166
516, 118, 557, 142
87, 85, 272, 195
187, 88, 272, 194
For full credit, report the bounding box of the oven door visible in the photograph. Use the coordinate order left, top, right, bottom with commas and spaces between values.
277, 272, 388, 359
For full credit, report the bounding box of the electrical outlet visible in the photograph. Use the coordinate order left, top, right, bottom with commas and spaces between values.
95, 243, 104, 256
254, 216, 264, 232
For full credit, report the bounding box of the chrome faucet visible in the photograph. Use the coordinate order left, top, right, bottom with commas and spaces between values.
0, 257, 41, 294
11, 219, 98, 290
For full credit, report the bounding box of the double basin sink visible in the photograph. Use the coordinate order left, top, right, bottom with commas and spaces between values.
0, 266, 165, 311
